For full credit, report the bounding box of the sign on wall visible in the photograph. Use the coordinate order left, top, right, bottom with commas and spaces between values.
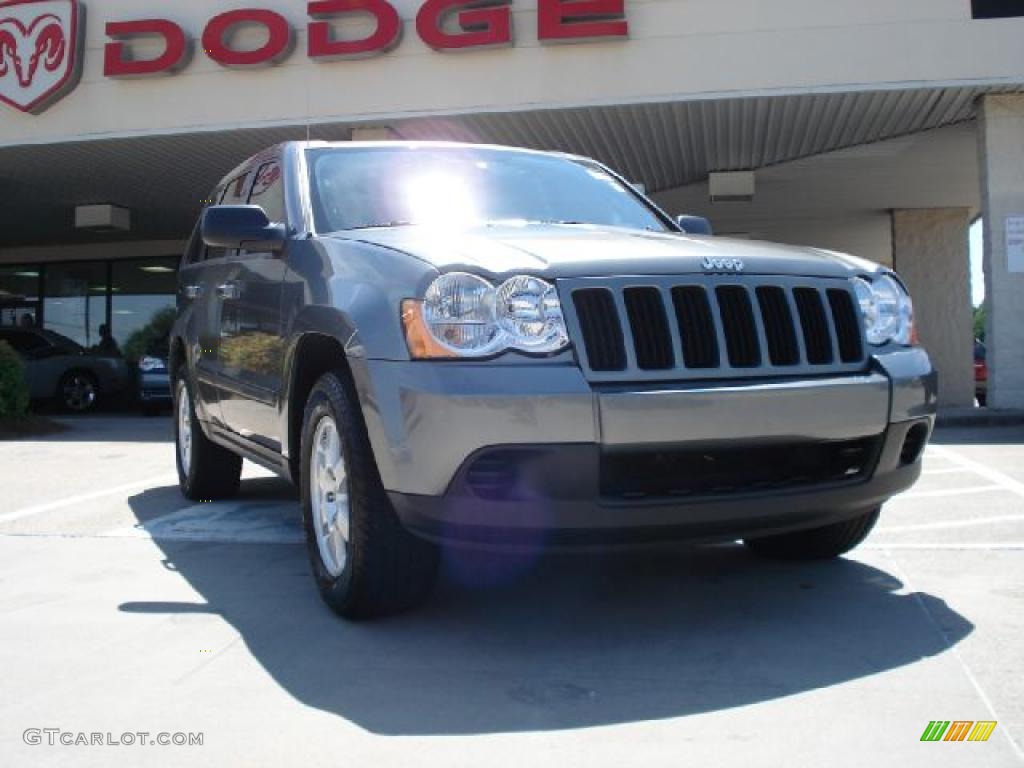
0, 0, 629, 115
1006, 217, 1024, 273
972, 0, 1024, 18
0, 0, 83, 114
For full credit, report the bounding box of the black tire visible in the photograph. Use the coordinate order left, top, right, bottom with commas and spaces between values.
174, 367, 242, 501
57, 369, 99, 412
300, 370, 439, 619
744, 507, 880, 561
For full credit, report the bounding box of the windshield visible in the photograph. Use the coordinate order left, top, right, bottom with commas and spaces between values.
307, 146, 668, 233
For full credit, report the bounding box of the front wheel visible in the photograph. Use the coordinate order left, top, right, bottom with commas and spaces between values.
744, 508, 880, 560
174, 369, 242, 500
301, 370, 439, 619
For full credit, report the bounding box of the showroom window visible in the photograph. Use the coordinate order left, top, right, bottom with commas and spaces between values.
43, 261, 108, 350
111, 257, 179, 361
0, 265, 43, 328
1, 257, 179, 361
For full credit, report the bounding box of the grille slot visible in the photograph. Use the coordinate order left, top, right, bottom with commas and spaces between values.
715, 286, 761, 368
567, 277, 866, 382
793, 287, 833, 365
623, 287, 674, 370
756, 286, 800, 366
827, 289, 864, 363
671, 286, 719, 369
572, 288, 626, 371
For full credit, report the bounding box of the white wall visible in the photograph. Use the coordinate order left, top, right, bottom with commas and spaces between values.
744, 214, 894, 267
892, 209, 974, 407
978, 93, 1024, 408
2, 0, 1022, 147
650, 123, 983, 267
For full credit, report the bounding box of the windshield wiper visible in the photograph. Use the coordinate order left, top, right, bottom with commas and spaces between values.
481, 219, 592, 227
352, 221, 414, 230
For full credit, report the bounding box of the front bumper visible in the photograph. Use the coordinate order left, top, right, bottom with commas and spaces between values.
352, 347, 937, 548
138, 371, 172, 402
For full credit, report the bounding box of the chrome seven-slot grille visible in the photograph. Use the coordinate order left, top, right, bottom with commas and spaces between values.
562, 275, 868, 383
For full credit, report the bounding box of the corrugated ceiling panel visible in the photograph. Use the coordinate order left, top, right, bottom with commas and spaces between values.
0, 85, 1019, 247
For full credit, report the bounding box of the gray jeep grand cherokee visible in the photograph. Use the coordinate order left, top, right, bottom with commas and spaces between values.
171, 141, 936, 618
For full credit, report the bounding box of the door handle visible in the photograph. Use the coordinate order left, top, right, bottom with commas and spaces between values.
183, 284, 202, 300
216, 282, 241, 301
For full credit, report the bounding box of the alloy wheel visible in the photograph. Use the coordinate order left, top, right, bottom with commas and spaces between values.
310, 414, 350, 577
177, 381, 192, 475
63, 374, 96, 411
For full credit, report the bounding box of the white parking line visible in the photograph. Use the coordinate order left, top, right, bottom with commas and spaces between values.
884, 553, 1024, 762
892, 484, 1004, 501
101, 501, 302, 544
878, 514, 1024, 534
865, 542, 1024, 550
928, 444, 1024, 499
0, 475, 178, 525
921, 466, 972, 476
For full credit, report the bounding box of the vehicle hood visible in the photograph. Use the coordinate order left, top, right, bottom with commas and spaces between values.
328, 223, 883, 280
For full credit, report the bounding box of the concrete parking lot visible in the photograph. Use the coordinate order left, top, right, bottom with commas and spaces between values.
0, 416, 1021, 767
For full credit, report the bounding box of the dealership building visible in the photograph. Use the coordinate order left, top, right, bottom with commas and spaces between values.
1, 0, 1023, 406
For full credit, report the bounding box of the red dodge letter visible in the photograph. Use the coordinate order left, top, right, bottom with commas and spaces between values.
308, 0, 402, 59
416, 0, 511, 50
104, 20, 189, 77
537, 0, 628, 41
203, 9, 294, 68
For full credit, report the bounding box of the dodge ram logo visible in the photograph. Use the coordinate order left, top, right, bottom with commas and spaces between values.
702, 256, 745, 272
0, 0, 82, 114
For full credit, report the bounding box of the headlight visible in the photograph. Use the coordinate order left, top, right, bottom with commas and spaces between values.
402, 272, 569, 359
495, 275, 568, 351
852, 274, 914, 346
138, 356, 165, 372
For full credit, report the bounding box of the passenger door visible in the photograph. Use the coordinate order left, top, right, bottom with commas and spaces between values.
216, 158, 288, 451
181, 181, 241, 428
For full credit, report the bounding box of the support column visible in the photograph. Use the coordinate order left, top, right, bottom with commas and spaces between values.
892, 209, 974, 407
978, 94, 1024, 409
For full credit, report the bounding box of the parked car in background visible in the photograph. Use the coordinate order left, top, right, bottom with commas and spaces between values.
137, 341, 172, 416
975, 339, 988, 407
0, 327, 130, 412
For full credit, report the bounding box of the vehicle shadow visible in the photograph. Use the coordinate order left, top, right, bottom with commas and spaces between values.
121, 479, 972, 736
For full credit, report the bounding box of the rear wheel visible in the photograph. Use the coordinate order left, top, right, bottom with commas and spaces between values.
58, 370, 98, 412
744, 508, 880, 560
300, 370, 439, 619
174, 368, 242, 500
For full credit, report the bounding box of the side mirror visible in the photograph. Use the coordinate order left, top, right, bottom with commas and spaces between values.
202, 205, 286, 252
676, 215, 713, 236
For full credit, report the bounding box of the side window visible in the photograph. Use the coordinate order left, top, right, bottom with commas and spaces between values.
248, 160, 286, 224
184, 222, 203, 265
221, 173, 252, 206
